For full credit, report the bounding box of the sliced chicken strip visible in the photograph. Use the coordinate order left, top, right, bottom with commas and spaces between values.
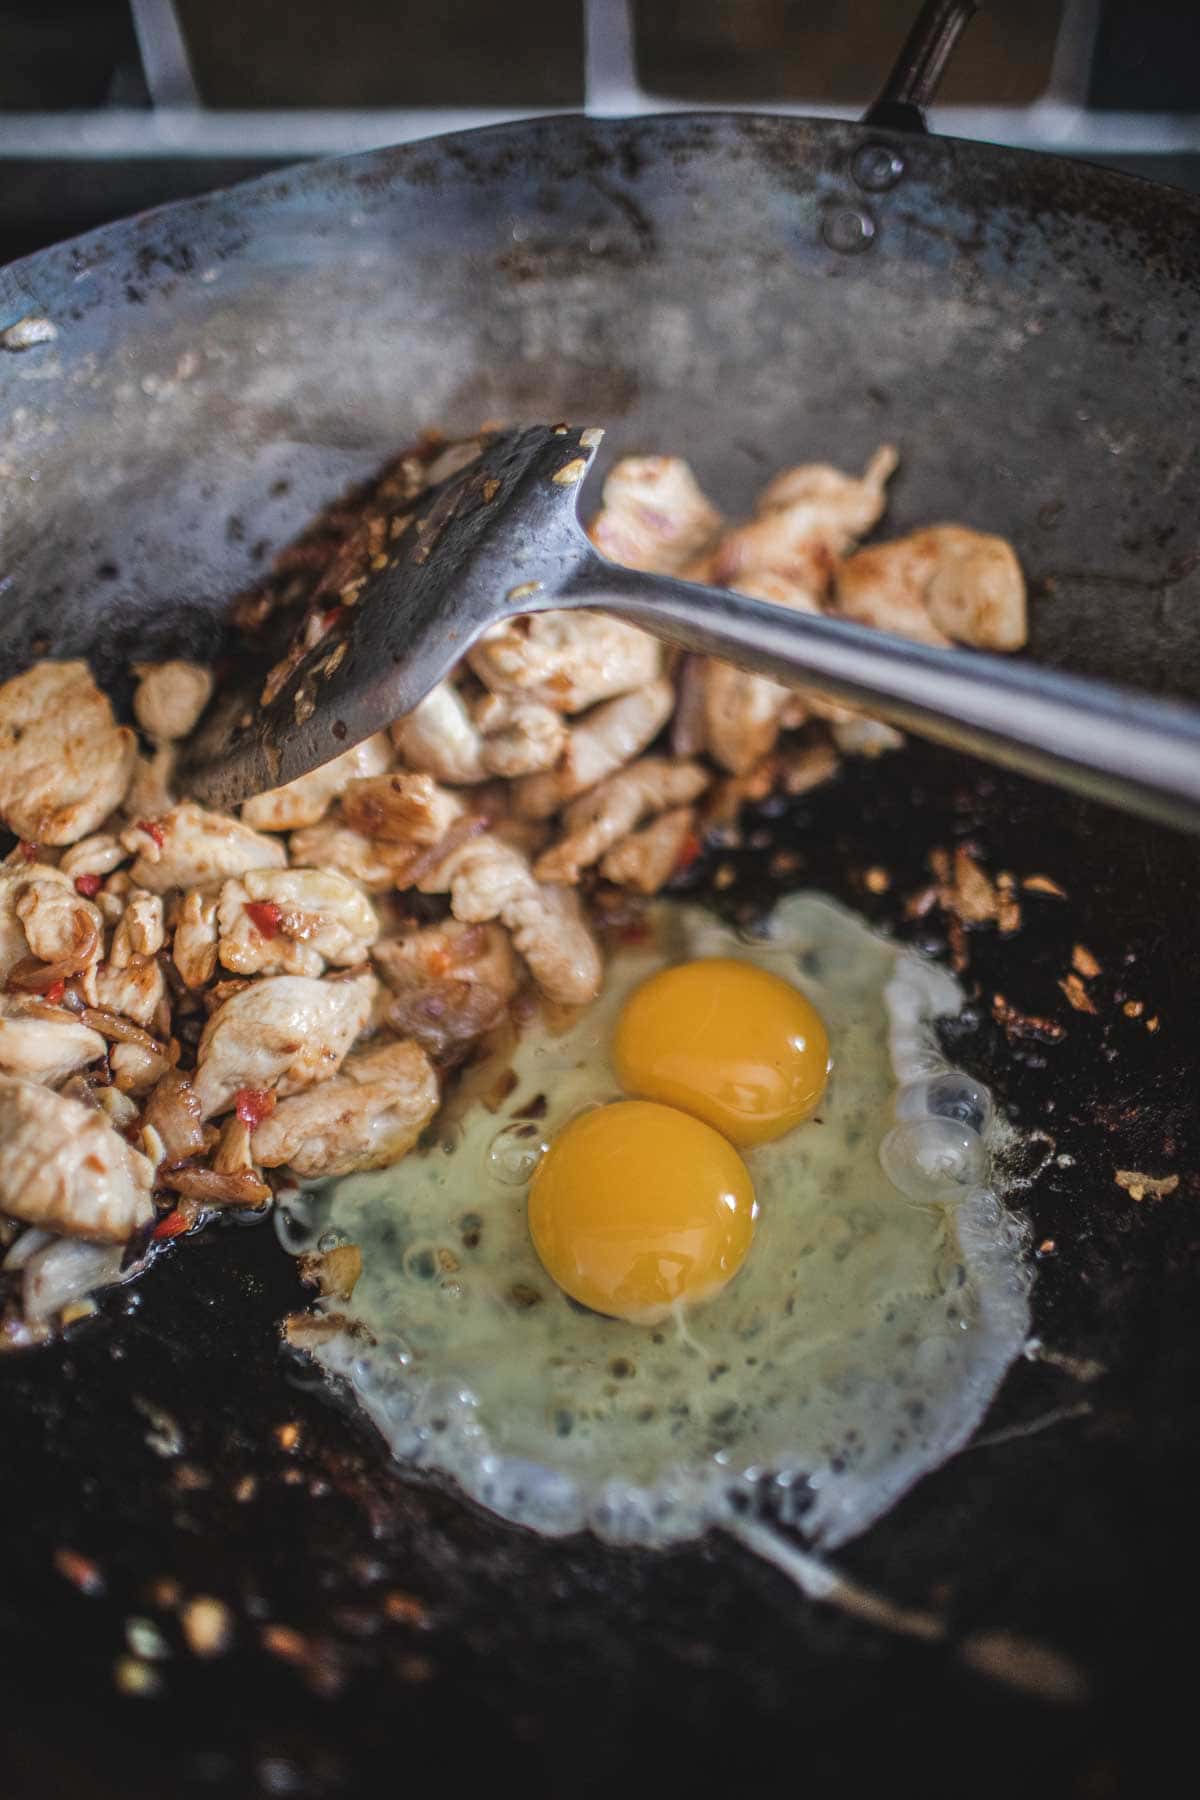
16, 877, 104, 976
710, 446, 898, 594
471, 694, 567, 778
122, 801, 287, 893
831, 717, 905, 758
59, 834, 129, 883
132, 661, 214, 741
599, 806, 697, 895
193, 970, 377, 1118
419, 835, 601, 1005
93, 958, 167, 1031
513, 678, 675, 818
241, 733, 392, 831
588, 455, 723, 575
0, 1075, 154, 1243
0, 661, 136, 845
217, 867, 379, 978
123, 744, 177, 820
141, 1068, 207, 1162
372, 919, 518, 1063
468, 611, 660, 714
252, 1038, 439, 1178
837, 522, 1026, 654
109, 890, 165, 966
286, 820, 423, 893
534, 757, 710, 886
340, 770, 464, 844
0, 863, 69, 982
921, 525, 1027, 650
834, 529, 943, 644
0, 999, 106, 1087
173, 887, 220, 989
391, 683, 488, 785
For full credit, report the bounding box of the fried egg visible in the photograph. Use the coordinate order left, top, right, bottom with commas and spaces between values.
283, 894, 1030, 1568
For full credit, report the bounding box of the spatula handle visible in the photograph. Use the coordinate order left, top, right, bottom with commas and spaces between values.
568, 555, 1200, 835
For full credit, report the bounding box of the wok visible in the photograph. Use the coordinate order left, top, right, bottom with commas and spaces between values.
1, 5, 1198, 1793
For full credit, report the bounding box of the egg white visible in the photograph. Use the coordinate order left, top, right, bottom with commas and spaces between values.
284, 894, 1030, 1555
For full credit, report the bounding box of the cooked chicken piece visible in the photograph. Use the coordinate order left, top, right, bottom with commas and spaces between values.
241, 733, 392, 831
830, 716, 905, 758
779, 742, 842, 794
710, 446, 898, 594
702, 661, 793, 777
216, 867, 379, 978
95, 870, 132, 929
123, 744, 177, 820
468, 611, 661, 714
20, 1235, 130, 1328
16, 876, 103, 976
534, 758, 710, 885
211, 1114, 261, 1179
0, 661, 137, 845
122, 801, 287, 893
911, 525, 1027, 650
286, 820, 419, 893
390, 683, 488, 784
109, 889, 165, 966
373, 919, 518, 1062
0, 1076, 154, 1242
513, 678, 675, 819
132, 660, 214, 741
0, 998, 105, 1086
599, 805, 697, 895
141, 1068, 207, 1162
693, 569, 823, 774
419, 835, 601, 1006
93, 957, 166, 1030
834, 527, 1026, 649
193, 970, 377, 1117
340, 770, 464, 844
94, 1087, 140, 1133
471, 693, 567, 778
173, 887, 220, 988
110, 1041, 170, 1096
252, 1037, 439, 1178
588, 455, 722, 575
59, 834, 129, 883
0, 863, 66, 982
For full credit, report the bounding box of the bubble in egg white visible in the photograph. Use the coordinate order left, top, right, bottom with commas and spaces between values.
879, 1117, 988, 1203
289, 894, 1031, 1563
897, 1070, 995, 1138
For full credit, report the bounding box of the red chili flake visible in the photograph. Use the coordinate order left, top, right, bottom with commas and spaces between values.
43, 979, 66, 1003
618, 919, 651, 945
17, 840, 38, 862
74, 873, 103, 898
152, 1209, 191, 1241
244, 900, 283, 939
137, 819, 165, 849
674, 832, 702, 874
235, 1087, 277, 1129
321, 605, 345, 632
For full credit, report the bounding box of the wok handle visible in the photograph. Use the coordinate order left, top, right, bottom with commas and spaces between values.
863, 0, 979, 133
566, 554, 1200, 837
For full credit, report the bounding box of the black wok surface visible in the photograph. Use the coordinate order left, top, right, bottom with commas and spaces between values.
1, 114, 1198, 1796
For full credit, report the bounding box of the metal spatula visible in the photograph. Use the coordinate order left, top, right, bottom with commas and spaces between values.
183, 424, 1200, 834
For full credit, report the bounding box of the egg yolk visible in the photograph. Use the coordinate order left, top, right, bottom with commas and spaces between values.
613, 957, 830, 1147
527, 1100, 757, 1324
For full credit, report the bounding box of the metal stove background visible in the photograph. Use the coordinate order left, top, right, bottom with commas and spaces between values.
1, 0, 1198, 265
